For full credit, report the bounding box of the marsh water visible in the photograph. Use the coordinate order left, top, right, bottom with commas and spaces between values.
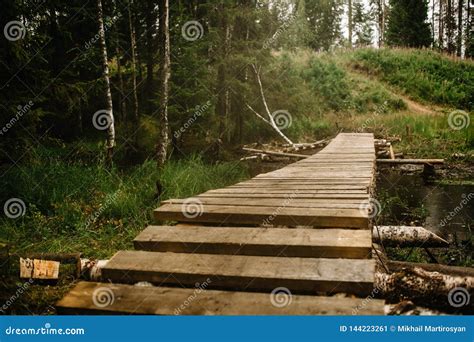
376, 169, 473, 242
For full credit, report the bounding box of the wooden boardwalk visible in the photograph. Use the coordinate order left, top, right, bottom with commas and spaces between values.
57, 133, 385, 315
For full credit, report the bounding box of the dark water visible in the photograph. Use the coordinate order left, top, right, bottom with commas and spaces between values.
377, 169, 473, 242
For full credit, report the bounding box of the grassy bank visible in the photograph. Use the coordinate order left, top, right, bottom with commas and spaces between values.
349, 48, 474, 110
0, 147, 248, 259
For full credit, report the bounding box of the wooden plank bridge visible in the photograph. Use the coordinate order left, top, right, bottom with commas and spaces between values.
57, 133, 385, 315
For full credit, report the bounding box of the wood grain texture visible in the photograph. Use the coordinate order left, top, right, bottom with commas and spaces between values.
56, 281, 385, 315
154, 204, 369, 228
133, 225, 372, 258
101, 251, 375, 296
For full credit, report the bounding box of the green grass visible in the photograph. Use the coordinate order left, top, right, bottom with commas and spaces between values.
350, 48, 474, 110
0, 149, 249, 259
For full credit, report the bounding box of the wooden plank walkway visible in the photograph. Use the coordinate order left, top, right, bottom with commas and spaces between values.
57, 133, 384, 315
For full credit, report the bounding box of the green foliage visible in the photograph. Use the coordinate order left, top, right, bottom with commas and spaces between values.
351, 48, 474, 110
352, 2, 374, 47
386, 0, 432, 48
0, 150, 248, 258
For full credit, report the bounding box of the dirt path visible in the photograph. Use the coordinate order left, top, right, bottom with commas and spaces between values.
345, 67, 444, 116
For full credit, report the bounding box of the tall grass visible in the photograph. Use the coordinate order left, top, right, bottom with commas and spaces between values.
0, 151, 248, 258
351, 48, 474, 110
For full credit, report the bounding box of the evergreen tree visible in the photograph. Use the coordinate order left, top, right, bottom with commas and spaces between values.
353, 1, 374, 47
386, 0, 432, 47
306, 0, 344, 51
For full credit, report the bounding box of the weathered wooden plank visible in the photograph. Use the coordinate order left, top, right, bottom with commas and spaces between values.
162, 198, 366, 209
57, 282, 385, 315
101, 251, 375, 296
203, 189, 368, 194
197, 193, 369, 199
154, 204, 369, 228
133, 226, 372, 258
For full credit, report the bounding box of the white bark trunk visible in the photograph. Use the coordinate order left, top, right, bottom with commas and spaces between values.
97, 0, 115, 157
156, 0, 170, 167
373, 225, 449, 247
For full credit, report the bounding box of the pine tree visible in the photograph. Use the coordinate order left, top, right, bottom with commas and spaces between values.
306, 0, 344, 51
353, 1, 374, 47
386, 0, 432, 47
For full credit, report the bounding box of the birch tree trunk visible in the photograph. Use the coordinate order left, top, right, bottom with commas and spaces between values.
145, 0, 156, 114
97, 0, 115, 160
457, 0, 463, 56
128, 0, 139, 121
156, 0, 170, 167
348, 0, 352, 47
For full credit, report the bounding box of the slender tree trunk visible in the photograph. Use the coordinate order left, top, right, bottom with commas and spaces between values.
432, 0, 435, 45
215, 2, 230, 155
114, 1, 126, 122
348, 0, 353, 47
457, 0, 463, 56
97, 0, 116, 161
128, 0, 139, 121
467, 0, 472, 57
145, 0, 156, 114
447, 0, 455, 53
115, 42, 126, 122
439, 0, 445, 48
156, 0, 170, 167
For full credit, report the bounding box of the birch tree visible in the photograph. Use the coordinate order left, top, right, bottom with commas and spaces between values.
128, 0, 139, 121
97, 0, 115, 160
156, 0, 170, 167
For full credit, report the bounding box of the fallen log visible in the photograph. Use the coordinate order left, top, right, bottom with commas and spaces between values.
377, 158, 444, 165
242, 147, 308, 159
375, 263, 473, 313
373, 226, 449, 247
